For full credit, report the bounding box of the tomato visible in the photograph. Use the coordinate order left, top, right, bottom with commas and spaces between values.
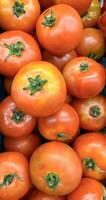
42, 50, 77, 72
3, 77, 13, 94
11, 61, 66, 117
76, 28, 105, 60
29, 141, 82, 195
102, 0, 106, 12
20, 184, 35, 200
28, 189, 66, 200
0, 0, 40, 33
63, 57, 105, 99
68, 178, 105, 200
38, 103, 79, 142
0, 96, 37, 138
73, 133, 106, 180
0, 30, 41, 77
36, 4, 83, 56
4, 133, 41, 159
0, 152, 30, 200
82, 0, 101, 28
72, 95, 106, 131
98, 11, 106, 37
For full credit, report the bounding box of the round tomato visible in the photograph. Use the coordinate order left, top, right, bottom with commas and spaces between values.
73, 133, 106, 180
0, 0, 40, 33
36, 4, 83, 56
68, 178, 105, 200
42, 50, 77, 72
0, 30, 41, 77
29, 141, 82, 195
76, 28, 105, 60
28, 189, 66, 200
4, 133, 41, 159
0, 152, 30, 200
98, 11, 106, 37
72, 95, 106, 131
38, 103, 79, 142
20, 184, 35, 200
0, 96, 37, 138
11, 61, 66, 117
3, 77, 13, 94
63, 57, 105, 99
82, 0, 101, 28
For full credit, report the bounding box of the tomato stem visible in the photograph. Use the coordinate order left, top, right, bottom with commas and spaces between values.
100, 127, 106, 135
90, 106, 100, 118
4, 41, 25, 60
83, 158, 96, 169
57, 133, 65, 138
80, 62, 89, 71
23, 75, 48, 95
42, 10, 56, 27
13, 1, 26, 18
87, 52, 98, 60
12, 110, 25, 123
0, 174, 22, 188
45, 173, 60, 189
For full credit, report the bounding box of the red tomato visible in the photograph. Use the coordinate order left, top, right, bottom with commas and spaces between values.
72, 95, 106, 131
76, 28, 105, 60
42, 50, 77, 72
38, 103, 79, 142
102, 0, 106, 12
28, 189, 66, 200
0, 30, 41, 77
68, 178, 105, 200
0, 0, 40, 33
63, 57, 105, 99
3, 77, 13, 94
4, 133, 41, 159
0, 152, 30, 200
0, 96, 37, 138
29, 141, 82, 195
11, 61, 66, 117
36, 4, 83, 56
73, 133, 106, 180
82, 0, 101, 28
20, 184, 35, 200
98, 11, 106, 37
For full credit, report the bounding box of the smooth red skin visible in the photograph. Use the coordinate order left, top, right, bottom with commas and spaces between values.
29, 141, 82, 196
73, 133, 106, 180
76, 28, 105, 59
102, 0, 106, 12
38, 103, 79, 142
28, 190, 66, 200
72, 95, 106, 131
0, 152, 30, 200
63, 57, 106, 99
4, 77, 13, 94
68, 178, 104, 200
0, 30, 41, 77
4, 133, 41, 159
98, 11, 106, 37
11, 61, 66, 117
36, 4, 83, 56
42, 50, 77, 72
0, 96, 37, 138
0, 0, 41, 33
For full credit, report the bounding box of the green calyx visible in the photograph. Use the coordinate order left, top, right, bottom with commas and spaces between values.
103, 196, 106, 200
83, 158, 96, 170
13, 1, 26, 18
0, 174, 22, 188
4, 41, 25, 60
80, 62, 89, 72
90, 106, 101, 118
42, 10, 56, 27
45, 173, 60, 189
12, 110, 25, 123
23, 75, 48, 95
87, 52, 98, 60
57, 133, 65, 138
100, 127, 106, 134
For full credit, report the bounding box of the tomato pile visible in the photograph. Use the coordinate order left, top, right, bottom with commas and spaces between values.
0, 0, 106, 200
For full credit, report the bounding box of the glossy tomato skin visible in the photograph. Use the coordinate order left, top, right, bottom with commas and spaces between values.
68, 178, 105, 200
98, 11, 106, 37
11, 61, 66, 117
3, 77, 13, 94
72, 96, 106, 131
82, 0, 101, 28
0, 96, 37, 138
0, 30, 41, 77
28, 189, 66, 200
0, 152, 30, 200
29, 141, 82, 196
63, 57, 106, 99
42, 50, 77, 72
36, 4, 83, 56
38, 103, 79, 142
4, 133, 41, 159
73, 133, 106, 180
0, 0, 40, 33
76, 28, 105, 60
